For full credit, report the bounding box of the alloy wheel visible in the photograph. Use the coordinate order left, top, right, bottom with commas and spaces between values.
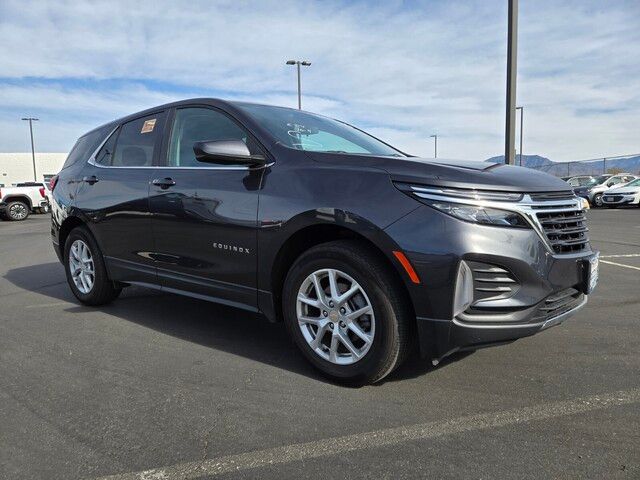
69, 239, 95, 294
9, 203, 28, 220
594, 194, 603, 207
296, 268, 375, 365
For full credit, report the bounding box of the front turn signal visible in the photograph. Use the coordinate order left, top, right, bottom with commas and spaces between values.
392, 251, 421, 284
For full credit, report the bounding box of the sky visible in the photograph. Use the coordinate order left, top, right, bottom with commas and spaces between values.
0, 0, 638, 161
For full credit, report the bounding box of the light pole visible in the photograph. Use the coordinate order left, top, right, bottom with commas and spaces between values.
21, 117, 39, 181
504, 0, 518, 165
286, 60, 311, 109
516, 106, 523, 166
430, 134, 438, 158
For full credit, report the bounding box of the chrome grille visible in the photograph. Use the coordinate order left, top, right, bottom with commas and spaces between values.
535, 208, 589, 254
529, 191, 575, 201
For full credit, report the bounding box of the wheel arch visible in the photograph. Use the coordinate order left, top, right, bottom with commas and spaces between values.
58, 215, 89, 257
3, 195, 33, 209
266, 213, 415, 324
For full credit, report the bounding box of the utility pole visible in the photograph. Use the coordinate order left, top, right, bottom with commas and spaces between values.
504, 0, 518, 165
430, 134, 438, 158
286, 60, 311, 109
21, 117, 39, 181
603, 157, 607, 174
516, 106, 523, 166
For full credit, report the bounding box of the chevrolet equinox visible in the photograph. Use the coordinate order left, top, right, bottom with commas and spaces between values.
50, 99, 599, 385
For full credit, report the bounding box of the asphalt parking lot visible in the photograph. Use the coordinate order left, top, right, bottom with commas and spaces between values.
1, 210, 639, 480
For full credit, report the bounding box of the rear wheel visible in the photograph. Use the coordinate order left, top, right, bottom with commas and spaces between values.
64, 227, 121, 305
282, 240, 413, 386
5, 200, 30, 221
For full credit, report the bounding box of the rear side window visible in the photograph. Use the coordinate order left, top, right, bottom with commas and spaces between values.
61, 124, 113, 170
94, 128, 119, 166
110, 113, 166, 167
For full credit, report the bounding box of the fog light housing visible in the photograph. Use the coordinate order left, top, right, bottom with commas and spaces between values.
453, 260, 474, 317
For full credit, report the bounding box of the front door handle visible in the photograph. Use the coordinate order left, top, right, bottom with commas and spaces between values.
152, 177, 176, 189
82, 175, 99, 185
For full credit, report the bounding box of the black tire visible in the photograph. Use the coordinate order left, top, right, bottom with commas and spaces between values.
5, 200, 30, 221
282, 240, 413, 386
593, 193, 603, 208
64, 226, 121, 306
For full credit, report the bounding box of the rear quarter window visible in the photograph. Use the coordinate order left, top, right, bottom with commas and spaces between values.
61, 124, 113, 170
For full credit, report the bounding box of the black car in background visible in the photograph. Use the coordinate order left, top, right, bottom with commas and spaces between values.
49, 99, 599, 385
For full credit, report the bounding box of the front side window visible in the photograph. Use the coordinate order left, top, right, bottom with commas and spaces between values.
236, 103, 405, 157
109, 113, 165, 167
167, 107, 253, 167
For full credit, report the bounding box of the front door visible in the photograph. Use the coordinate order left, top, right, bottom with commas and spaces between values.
149, 106, 264, 310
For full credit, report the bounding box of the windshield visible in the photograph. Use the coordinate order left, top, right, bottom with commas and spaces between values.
585, 175, 610, 186
236, 103, 405, 157
622, 178, 640, 187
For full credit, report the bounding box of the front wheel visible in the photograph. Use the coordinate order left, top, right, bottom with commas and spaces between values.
593, 193, 604, 208
64, 227, 121, 305
282, 240, 413, 386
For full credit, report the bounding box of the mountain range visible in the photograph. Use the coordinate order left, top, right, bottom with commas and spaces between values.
485, 154, 640, 177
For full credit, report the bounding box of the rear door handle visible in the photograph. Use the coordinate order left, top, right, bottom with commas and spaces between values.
152, 177, 176, 189
82, 175, 99, 185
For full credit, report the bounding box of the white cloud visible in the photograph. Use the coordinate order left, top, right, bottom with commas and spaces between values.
0, 0, 638, 160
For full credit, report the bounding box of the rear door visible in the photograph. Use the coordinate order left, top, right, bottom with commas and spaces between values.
74, 111, 166, 284
149, 106, 265, 310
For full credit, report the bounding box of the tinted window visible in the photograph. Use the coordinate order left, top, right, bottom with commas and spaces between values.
236, 103, 405, 157
94, 128, 119, 166
167, 107, 252, 167
61, 124, 113, 170
111, 113, 165, 167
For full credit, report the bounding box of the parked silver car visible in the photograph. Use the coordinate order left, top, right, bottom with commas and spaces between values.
602, 178, 640, 207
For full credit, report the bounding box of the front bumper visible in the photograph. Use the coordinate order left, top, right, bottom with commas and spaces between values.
602, 194, 639, 205
384, 205, 596, 361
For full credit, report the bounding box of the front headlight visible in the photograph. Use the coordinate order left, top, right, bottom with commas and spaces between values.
425, 200, 530, 228
580, 197, 590, 210
394, 183, 531, 229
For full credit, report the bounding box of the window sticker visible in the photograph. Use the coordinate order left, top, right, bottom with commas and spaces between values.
141, 119, 157, 134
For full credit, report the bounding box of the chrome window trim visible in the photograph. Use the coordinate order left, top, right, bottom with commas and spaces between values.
409, 186, 589, 258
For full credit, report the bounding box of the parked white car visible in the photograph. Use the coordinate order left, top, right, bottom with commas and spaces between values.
0, 183, 49, 221
602, 178, 640, 208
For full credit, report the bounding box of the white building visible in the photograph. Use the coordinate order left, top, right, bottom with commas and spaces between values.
0, 153, 68, 186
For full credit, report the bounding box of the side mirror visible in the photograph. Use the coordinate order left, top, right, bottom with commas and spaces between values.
193, 140, 266, 166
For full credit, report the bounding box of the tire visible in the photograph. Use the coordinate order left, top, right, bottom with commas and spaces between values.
593, 193, 603, 208
64, 226, 121, 306
5, 200, 30, 221
282, 240, 413, 386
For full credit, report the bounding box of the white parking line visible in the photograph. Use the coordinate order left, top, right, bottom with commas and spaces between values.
600, 260, 640, 271
95, 388, 640, 480
600, 254, 640, 258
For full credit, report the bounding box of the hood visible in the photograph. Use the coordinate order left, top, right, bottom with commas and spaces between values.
605, 184, 639, 194
306, 153, 572, 193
